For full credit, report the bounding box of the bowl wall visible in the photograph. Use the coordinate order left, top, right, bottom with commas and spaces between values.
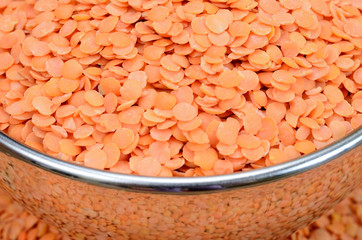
0, 143, 360, 240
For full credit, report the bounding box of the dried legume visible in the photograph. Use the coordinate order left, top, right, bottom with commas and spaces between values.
0, 0, 360, 177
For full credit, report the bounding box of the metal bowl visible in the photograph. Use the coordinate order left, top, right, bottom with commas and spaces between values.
0, 127, 361, 240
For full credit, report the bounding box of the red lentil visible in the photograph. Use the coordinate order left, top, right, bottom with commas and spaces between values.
0, 0, 359, 176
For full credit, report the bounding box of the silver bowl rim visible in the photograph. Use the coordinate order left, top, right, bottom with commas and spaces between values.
0, 127, 361, 193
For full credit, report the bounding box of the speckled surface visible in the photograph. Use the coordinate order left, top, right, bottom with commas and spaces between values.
0, 188, 361, 239
0, 143, 361, 239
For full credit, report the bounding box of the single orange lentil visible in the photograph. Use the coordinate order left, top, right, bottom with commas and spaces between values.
0, 52, 14, 70
250, 21, 273, 36
61, 59, 83, 79
292, 9, 318, 29
99, 16, 118, 33
189, 128, 209, 144
135, 156, 162, 176
119, 106, 143, 124
300, 117, 320, 130
55, 105, 76, 119
84, 90, 104, 107
34, 0, 58, 11
213, 159, 234, 175
28, 39, 51, 57
104, 93, 117, 113
155, 92, 177, 110
248, 50, 270, 66
216, 118, 240, 145
205, 14, 228, 34
172, 103, 198, 122
32, 114, 56, 127
144, 45, 165, 61
120, 79, 142, 101
112, 128, 135, 149
191, 17, 209, 35
295, 140, 316, 154
32, 21, 56, 38
59, 139, 81, 156
237, 133, 261, 149
278, 121, 296, 145
58, 78, 80, 94
45, 57, 64, 78
218, 69, 243, 88
147, 6, 169, 22
100, 77, 121, 95
178, 117, 202, 131
32, 96, 53, 116
84, 149, 107, 170
312, 126, 332, 142
215, 86, 236, 100
103, 142, 121, 168
353, 68, 362, 85
266, 102, 286, 123
229, 21, 251, 38
184, 1, 204, 14
194, 147, 218, 170
242, 146, 265, 161
323, 85, 344, 104
290, 96, 307, 116
109, 32, 131, 48
244, 112, 262, 135
334, 100, 355, 117
54, 4, 74, 20
238, 70, 259, 92
99, 114, 121, 132
59, 20, 77, 37
268, 148, 288, 165
150, 128, 172, 141
73, 125, 94, 139
272, 70, 296, 84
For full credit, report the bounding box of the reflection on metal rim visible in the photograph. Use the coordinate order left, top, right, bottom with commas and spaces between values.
0, 127, 361, 193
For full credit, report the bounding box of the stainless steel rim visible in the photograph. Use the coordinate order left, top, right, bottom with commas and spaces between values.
0, 127, 361, 193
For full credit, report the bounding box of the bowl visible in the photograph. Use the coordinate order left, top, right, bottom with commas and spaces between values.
0, 127, 361, 240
